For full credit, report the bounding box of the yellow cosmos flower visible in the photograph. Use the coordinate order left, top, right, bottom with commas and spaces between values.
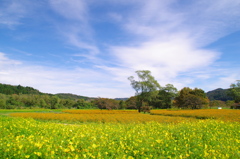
92, 144, 97, 148
34, 152, 42, 156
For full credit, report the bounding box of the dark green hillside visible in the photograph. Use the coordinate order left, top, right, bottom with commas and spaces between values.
206, 88, 233, 101
0, 83, 43, 95
55, 93, 94, 100
0, 83, 96, 109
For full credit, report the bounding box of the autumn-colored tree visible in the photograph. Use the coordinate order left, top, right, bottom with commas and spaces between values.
94, 98, 119, 110
125, 96, 137, 109
175, 87, 209, 109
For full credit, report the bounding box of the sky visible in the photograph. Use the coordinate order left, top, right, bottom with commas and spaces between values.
0, 0, 240, 98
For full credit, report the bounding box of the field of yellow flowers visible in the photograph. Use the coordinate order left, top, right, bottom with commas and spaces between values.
1, 109, 240, 158
151, 109, 240, 122
63, 110, 139, 114
1, 115, 240, 158
10, 112, 197, 124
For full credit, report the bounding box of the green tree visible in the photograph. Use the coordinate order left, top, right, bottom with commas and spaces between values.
209, 100, 226, 108
175, 87, 209, 109
156, 84, 178, 109
0, 94, 7, 109
73, 99, 94, 109
119, 100, 126, 109
39, 99, 48, 108
229, 80, 240, 103
49, 96, 60, 109
60, 99, 75, 109
128, 70, 160, 112
225, 100, 235, 108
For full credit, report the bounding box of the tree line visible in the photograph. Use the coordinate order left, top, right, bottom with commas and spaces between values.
0, 93, 95, 109
0, 74, 239, 111
127, 70, 240, 112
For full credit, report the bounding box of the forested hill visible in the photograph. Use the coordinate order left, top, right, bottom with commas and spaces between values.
0, 83, 43, 95
55, 93, 92, 100
0, 83, 92, 100
206, 88, 233, 101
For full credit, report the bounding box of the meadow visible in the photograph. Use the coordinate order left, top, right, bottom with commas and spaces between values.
1, 109, 240, 158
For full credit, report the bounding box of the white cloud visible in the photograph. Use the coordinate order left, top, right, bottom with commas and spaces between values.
0, 52, 133, 98
113, 0, 240, 45
0, 1, 28, 27
49, 0, 99, 55
49, 0, 87, 21
1, 0, 240, 97
108, 36, 220, 89
0, 52, 21, 66
100, 0, 239, 87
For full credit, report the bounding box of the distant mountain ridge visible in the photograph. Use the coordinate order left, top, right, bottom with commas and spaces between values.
206, 88, 233, 101
55, 93, 94, 100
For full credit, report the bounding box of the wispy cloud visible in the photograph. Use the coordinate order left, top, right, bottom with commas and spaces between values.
49, 0, 99, 55
0, 52, 21, 65
0, 0, 240, 97
0, 52, 132, 97
49, 0, 87, 21
98, 0, 240, 91
0, 0, 29, 27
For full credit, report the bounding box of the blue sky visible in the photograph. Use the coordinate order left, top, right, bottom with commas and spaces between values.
0, 0, 240, 98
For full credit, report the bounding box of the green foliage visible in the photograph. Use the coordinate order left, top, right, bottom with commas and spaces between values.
128, 70, 160, 112
0, 93, 7, 109
209, 100, 226, 108
0, 93, 93, 110
0, 84, 95, 109
229, 80, 240, 103
74, 99, 95, 109
153, 84, 178, 109
225, 100, 235, 107
175, 87, 209, 109
0, 99, 6, 109
118, 100, 126, 109
0, 83, 43, 95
